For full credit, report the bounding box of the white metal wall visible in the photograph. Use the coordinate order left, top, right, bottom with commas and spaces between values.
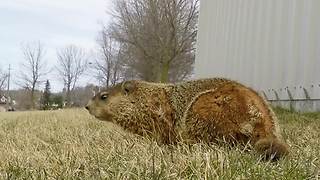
195, 0, 320, 102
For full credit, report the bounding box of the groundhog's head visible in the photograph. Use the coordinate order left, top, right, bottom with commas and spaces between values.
85, 81, 138, 122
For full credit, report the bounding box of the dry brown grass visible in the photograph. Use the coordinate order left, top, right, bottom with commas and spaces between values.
0, 108, 319, 179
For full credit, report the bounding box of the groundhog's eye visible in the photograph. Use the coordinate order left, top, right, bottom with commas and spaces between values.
100, 93, 108, 100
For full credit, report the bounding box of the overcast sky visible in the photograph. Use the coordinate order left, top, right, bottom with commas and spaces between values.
0, 0, 111, 92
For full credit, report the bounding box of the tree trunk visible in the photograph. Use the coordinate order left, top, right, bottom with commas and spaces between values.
66, 88, 71, 107
31, 89, 35, 109
160, 62, 170, 83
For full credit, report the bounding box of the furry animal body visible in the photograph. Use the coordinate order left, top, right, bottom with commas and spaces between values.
86, 78, 289, 160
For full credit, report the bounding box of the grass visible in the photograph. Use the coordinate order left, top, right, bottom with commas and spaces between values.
0, 108, 319, 179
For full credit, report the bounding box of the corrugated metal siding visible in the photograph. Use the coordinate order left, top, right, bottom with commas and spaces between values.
195, 0, 320, 102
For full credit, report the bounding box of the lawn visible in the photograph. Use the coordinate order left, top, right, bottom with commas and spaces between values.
0, 108, 319, 179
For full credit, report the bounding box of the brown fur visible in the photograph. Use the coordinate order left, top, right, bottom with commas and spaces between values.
86, 78, 289, 160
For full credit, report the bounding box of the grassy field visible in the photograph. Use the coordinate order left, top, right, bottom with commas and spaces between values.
0, 108, 319, 179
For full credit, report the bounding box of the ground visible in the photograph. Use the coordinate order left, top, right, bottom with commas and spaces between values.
0, 108, 319, 179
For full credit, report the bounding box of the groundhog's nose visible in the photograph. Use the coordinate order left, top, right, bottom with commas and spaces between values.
85, 106, 89, 111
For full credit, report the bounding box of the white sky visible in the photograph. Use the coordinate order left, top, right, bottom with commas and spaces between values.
0, 0, 112, 92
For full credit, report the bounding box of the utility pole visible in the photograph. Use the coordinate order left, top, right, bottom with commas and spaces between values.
6, 64, 11, 107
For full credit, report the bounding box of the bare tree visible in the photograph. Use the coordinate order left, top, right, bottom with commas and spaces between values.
0, 69, 7, 95
94, 28, 123, 87
108, 0, 199, 82
56, 45, 88, 107
19, 42, 48, 109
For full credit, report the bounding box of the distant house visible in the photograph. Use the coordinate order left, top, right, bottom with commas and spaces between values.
0, 95, 8, 112
0, 95, 8, 103
0, 95, 14, 111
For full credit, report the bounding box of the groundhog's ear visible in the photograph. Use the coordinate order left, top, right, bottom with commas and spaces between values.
122, 81, 136, 94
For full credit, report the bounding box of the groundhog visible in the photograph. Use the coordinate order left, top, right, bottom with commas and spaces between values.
86, 78, 289, 160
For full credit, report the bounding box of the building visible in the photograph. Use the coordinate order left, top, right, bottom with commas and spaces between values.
0, 95, 15, 111
0, 95, 9, 112
195, 0, 320, 111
